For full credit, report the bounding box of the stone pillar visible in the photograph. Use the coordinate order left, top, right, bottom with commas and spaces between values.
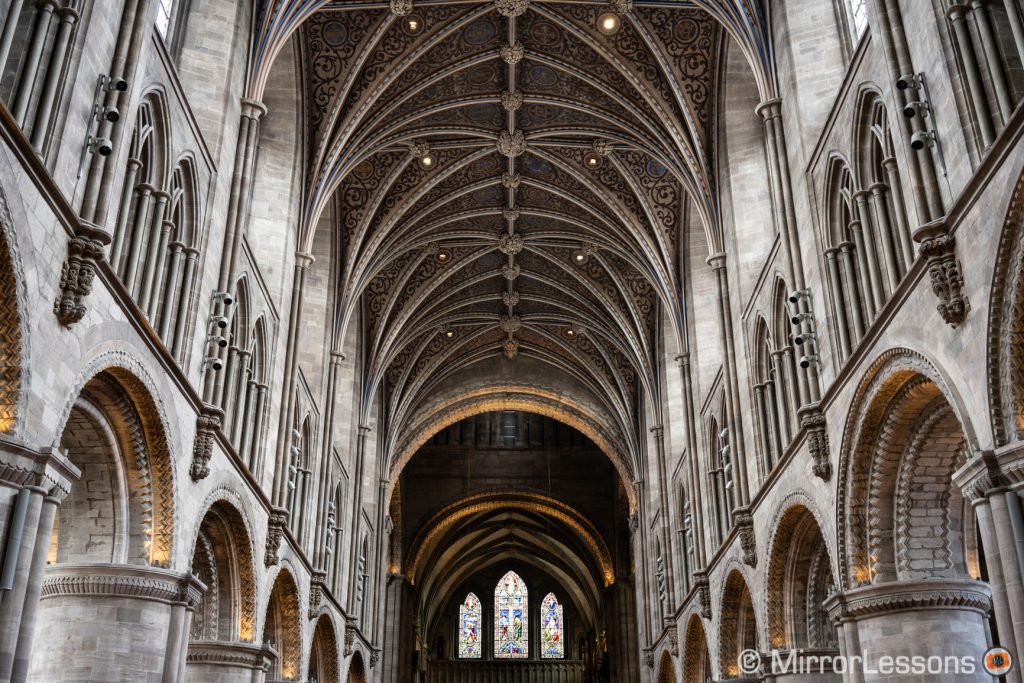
948, 4, 996, 147
881, 157, 915, 270
28, 565, 205, 682
0, 0, 26, 73
824, 248, 852, 357
110, 158, 142, 272
10, 0, 57, 127
29, 4, 78, 152
706, 253, 748, 506
157, 240, 185, 341
0, 442, 78, 683
185, 641, 274, 683
868, 183, 902, 290
968, 0, 1014, 122
171, 247, 199, 360
837, 241, 866, 341
825, 580, 992, 682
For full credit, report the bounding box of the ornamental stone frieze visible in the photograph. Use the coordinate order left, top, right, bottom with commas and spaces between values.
915, 220, 969, 326
40, 564, 206, 607
53, 223, 110, 327
824, 579, 992, 622
0, 441, 78, 497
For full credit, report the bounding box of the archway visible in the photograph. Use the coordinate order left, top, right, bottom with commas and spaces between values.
718, 570, 758, 679
347, 650, 366, 683
309, 615, 340, 683
0, 185, 22, 434
263, 567, 303, 680
832, 349, 992, 673
657, 649, 676, 683
764, 504, 837, 651
682, 614, 711, 683
29, 368, 191, 683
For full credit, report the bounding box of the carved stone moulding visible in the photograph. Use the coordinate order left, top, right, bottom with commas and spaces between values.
40, 564, 206, 608
498, 233, 524, 255
734, 508, 757, 567
0, 441, 78, 497
914, 220, 969, 327
502, 264, 521, 280
495, 0, 529, 17
501, 172, 521, 189
264, 508, 289, 566
799, 405, 831, 480
390, 0, 413, 16
503, 338, 519, 359
53, 223, 111, 327
502, 290, 520, 307
499, 314, 522, 334
609, 0, 634, 14
186, 641, 274, 671
824, 578, 992, 623
501, 206, 521, 222
190, 405, 225, 481
500, 42, 525, 64
693, 571, 711, 619
501, 89, 523, 111
497, 129, 526, 157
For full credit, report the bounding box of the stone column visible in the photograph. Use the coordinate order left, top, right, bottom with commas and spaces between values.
0, 0, 26, 72
825, 579, 992, 682
28, 565, 205, 682
949, 4, 996, 147
0, 443, 78, 683
881, 158, 915, 270
271, 253, 314, 507
185, 641, 274, 683
110, 158, 142, 272
838, 241, 866, 340
764, 379, 783, 464
969, 0, 1014, 123
753, 383, 771, 474
706, 253, 748, 506
824, 247, 852, 357
229, 352, 252, 446
676, 353, 706, 566
142, 219, 174, 318
122, 183, 154, 286
868, 183, 902, 290
136, 191, 170, 303
11, 0, 57, 127
849, 217, 883, 316
248, 384, 268, 474
29, 5, 78, 152
650, 425, 675, 611
157, 240, 185, 341
171, 247, 199, 360
769, 351, 793, 445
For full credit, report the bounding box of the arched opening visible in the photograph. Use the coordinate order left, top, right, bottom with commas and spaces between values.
0, 190, 22, 433
347, 650, 367, 683
835, 350, 992, 671
764, 505, 837, 652
386, 410, 635, 682
262, 568, 303, 680
682, 615, 711, 683
657, 650, 676, 683
188, 500, 256, 642
309, 615, 340, 683
718, 570, 758, 679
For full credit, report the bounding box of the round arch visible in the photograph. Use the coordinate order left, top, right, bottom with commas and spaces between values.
682, 614, 711, 683
262, 566, 303, 680
0, 181, 25, 435
718, 569, 758, 678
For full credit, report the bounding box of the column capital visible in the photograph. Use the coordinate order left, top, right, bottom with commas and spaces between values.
55, 5, 80, 21
649, 424, 664, 438
295, 251, 315, 269
705, 251, 727, 271
674, 352, 689, 366
160, 219, 175, 233
754, 98, 782, 120
330, 351, 346, 365
0, 438, 80, 499
150, 189, 172, 203
946, 4, 970, 21
240, 97, 268, 121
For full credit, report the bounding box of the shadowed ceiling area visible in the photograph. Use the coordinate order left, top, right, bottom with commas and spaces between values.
288, 0, 726, 478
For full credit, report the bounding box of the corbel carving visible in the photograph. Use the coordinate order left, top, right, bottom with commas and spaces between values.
53, 224, 110, 326
800, 406, 831, 480
915, 221, 969, 326
264, 508, 289, 566
734, 509, 757, 567
190, 405, 224, 481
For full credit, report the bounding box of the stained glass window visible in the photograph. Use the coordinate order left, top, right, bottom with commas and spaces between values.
540, 592, 564, 659
494, 570, 528, 658
458, 593, 482, 659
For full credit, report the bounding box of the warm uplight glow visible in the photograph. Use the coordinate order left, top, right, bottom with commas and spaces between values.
584, 153, 603, 169
564, 328, 577, 338
445, 329, 455, 338
436, 247, 452, 263
419, 153, 436, 169
404, 15, 424, 34
571, 248, 590, 265
597, 12, 620, 35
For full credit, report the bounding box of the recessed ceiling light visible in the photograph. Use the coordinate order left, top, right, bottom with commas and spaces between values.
571, 248, 590, 265
404, 15, 424, 34
436, 247, 452, 263
418, 152, 436, 170
584, 152, 603, 169
597, 12, 620, 35
564, 327, 578, 338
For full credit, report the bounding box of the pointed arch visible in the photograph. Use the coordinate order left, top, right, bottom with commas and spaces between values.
458, 592, 483, 659
494, 570, 528, 659
540, 591, 564, 659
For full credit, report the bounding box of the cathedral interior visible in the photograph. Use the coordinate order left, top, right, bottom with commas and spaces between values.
0, 0, 1022, 681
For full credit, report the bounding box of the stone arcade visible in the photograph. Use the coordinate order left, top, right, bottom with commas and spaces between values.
0, 0, 1022, 681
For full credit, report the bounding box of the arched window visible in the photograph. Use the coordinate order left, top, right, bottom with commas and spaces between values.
155, 0, 190, 59
458, 593, 482, 659
708, 412, 732, 548
677, 482, 693, 593
494, 570, 528, 658
154, 160, 200, 361
540, 592, 564, 659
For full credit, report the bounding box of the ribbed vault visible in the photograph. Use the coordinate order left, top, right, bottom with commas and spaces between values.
270, 1, 739, 487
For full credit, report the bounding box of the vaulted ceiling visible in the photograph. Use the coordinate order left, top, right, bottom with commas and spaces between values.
272, 1, 741, 480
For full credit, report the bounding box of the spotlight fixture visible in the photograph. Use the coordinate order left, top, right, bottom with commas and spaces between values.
895, 72, 922, 91
86, 136, 113, 157
910, 130, 936, 151
100, 74, 129, 93
583, 152, 604, 169
94, 104, 120, 123
440, 324, 457, 339
563, 326, 578, 339
787, 288, 810, 304
418, 151, 437, 170
207, 335, 228, 349
209, 314, 229, 329
403, 14, 424, 34
202, 356, 224, 371
799, 354, 820, 369
435, 247, 452, 264
597, 11, 621, 35
445, 328, 456, 338
213, 290, 234, 306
